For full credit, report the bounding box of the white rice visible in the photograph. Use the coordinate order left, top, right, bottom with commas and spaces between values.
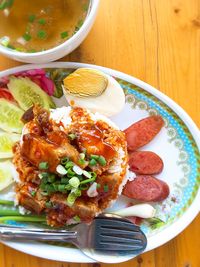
50, 106, 72, 127
108, 147, 125, 174
18, 206, 28, 215
127, 171, 136, 181
50, 106, 119, 130
10, 164, 20, 183
89, 111, 119, 129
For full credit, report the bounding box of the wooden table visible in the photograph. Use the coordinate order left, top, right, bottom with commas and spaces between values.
0, 1, 199, 266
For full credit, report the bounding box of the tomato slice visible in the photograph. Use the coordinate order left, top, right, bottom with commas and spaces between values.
0, 88, 14, 101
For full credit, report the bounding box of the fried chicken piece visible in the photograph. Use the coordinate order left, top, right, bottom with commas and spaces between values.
13, 142, 39, 183
47, 193, 100, 226
33, 105, 52, 134
96, 173, 123, 210
21, 131, 81, 172
21, 105, 52, 136
16, 182, 46, 214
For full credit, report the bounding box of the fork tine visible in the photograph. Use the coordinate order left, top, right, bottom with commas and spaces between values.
99, 227, 139, 236
94, 241, 146, 251
99, 234, 143, 244
99, 241, 142, 250
96, 218, 141, 232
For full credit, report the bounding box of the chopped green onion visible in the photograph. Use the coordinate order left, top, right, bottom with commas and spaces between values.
52, 184, 59, 191
47, 174, 56, 183
80, 177, 96, 185
61, 177, 69, 184
78, 158, 86, 165
0, 36, 10, 47
37, 30, 47, 39
72, 188, 81, 197
65, 161, 74, 169
82, 170, 91, 179
28, 49, 36, 53
0, 0, 13, 10
65, 184, 72, 190
91, 172, 97, 179
56, 164, 68, 175
67, 169, 75, 177
40, 191, 48, 196
97, 183, 101, 189
73, 215, 81, 222
61, 157, 69, 165
29, 14, 36, 23
68, 133, 77, 140
40, 172, 49, 178
40, 183, 46, 190
74, 20, 84, 33
89, 159, 97, 166
79, 153, 85, 159
104, 185, 109, 192
90, 154, 99, 160
7, 44, 15, 49
40, 177, 48, 186
31, 191, 36, 197
45, 184, 55, 194
69, 177, 80, 188
58, 184, 67, 192
66, 192, 77, 207
23, 33, 31, 41
45, 201, 53, 208
15, 47, 26, 52
39, 162, 49, 170
61, 31, 69, 39
38, 18, 46, 25
83, 3, 88, 11
53, 180, 60, 184
98, 156, 107, 166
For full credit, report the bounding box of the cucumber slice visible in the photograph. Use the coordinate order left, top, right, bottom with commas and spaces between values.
0, 99, 23, 133
8, 77, 56, 111
0, 133, 21, 158
0, 160, 14, 191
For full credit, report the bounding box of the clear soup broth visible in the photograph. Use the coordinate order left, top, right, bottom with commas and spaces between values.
0, 0, 89, 53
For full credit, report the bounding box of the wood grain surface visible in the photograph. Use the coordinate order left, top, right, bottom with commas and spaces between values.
0, 0, 199, 267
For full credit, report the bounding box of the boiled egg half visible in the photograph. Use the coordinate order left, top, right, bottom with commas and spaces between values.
62, 68, 125, 117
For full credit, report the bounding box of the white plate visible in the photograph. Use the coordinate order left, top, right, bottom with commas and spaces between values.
0, 62, 199, 263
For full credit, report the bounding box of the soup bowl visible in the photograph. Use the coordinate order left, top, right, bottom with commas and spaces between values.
0, 0, 99, 63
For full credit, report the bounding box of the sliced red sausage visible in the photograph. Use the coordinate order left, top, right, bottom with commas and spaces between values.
123, 175, 169, 202
124, 115, 164, 151
128, 151, 164, 175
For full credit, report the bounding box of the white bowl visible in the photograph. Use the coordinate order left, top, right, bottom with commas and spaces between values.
0, 0, 99, 63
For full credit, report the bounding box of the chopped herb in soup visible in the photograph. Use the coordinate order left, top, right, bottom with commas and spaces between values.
0, 0, 89, 52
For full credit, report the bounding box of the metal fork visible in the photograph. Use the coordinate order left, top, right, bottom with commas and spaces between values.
0, 214, 147, 263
